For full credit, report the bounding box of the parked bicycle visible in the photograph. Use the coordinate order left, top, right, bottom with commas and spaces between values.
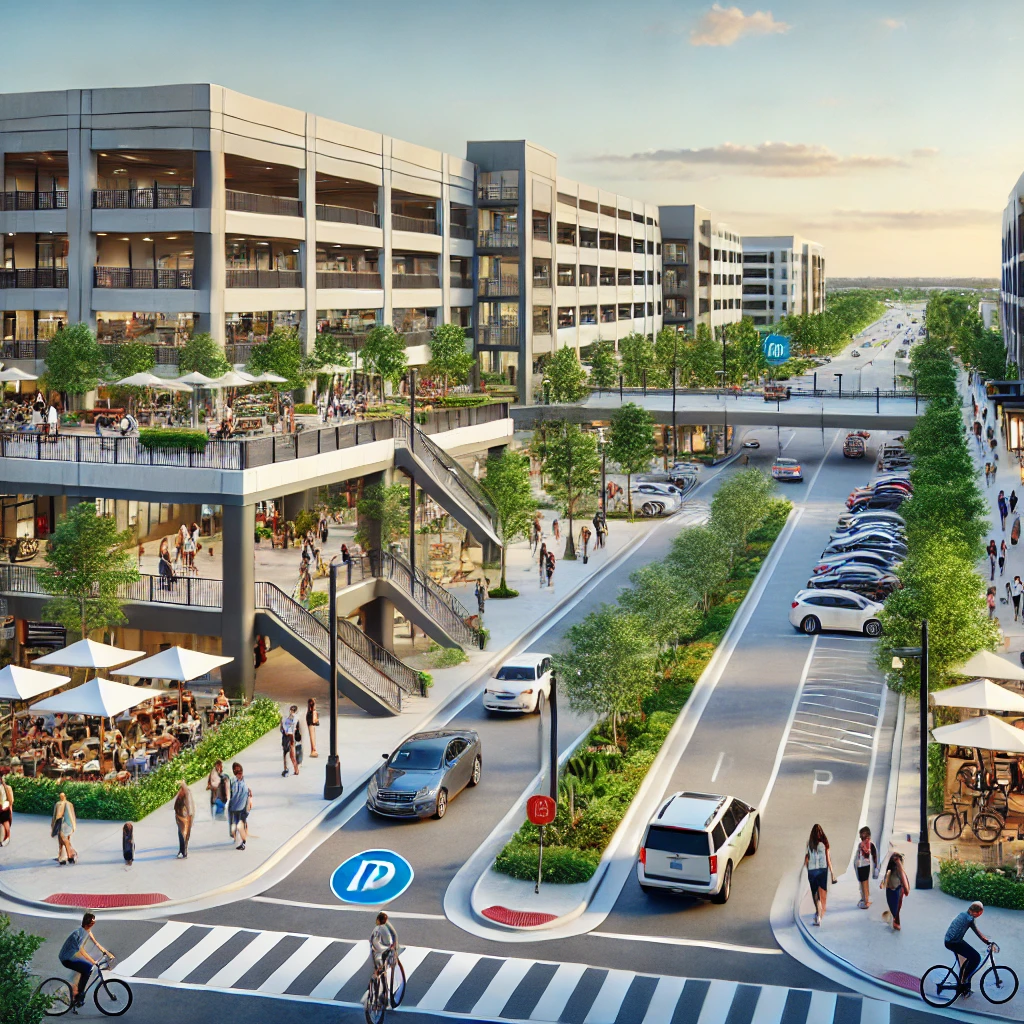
921, 942, 1018, 1007
38, 954, 133, 1016
364, 947, 406, 1024
932, 794, 1004, 843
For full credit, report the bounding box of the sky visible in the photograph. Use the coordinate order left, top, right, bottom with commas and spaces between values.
2, 0, 1019, 278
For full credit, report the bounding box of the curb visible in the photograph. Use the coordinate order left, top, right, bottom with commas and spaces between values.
466, 501, 803, 932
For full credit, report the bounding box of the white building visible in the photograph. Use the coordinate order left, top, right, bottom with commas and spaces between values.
1001, 172, 1023, 370
741, 235, 826, 326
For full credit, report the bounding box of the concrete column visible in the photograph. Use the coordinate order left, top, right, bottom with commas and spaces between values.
283, 488, 317, 523
301, 115, 317, 363
356, 470, 386, 551
221, 502, 256, 699
440, 173, 451, 325
67, 91, 97, 333
194, 144, 226, 347
381, 140, 393, 331
362, 596, 395, 653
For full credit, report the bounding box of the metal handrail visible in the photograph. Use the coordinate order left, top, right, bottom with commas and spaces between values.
315, 204, 380, 228
225, 190, 303, 217
0, 190, 68, 211
591, 385, 920, 401
0, 268, 68, 288
391, 213, 439, 234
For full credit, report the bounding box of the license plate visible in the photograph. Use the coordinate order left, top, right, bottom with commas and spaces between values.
669, 860, 683, 871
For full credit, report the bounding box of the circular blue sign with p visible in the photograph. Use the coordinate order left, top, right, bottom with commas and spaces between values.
331, 849, 414, 906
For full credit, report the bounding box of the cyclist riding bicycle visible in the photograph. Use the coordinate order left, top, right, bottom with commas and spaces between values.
945, 901, 992, 993
370, 911, 397, 974
58, 912, 114, 1006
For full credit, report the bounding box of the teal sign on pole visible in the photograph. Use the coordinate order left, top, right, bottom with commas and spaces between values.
762, 334, 790, 365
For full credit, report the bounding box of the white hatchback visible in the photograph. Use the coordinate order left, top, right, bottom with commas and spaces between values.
789, 588, 884, 637
482, 654, 553, 713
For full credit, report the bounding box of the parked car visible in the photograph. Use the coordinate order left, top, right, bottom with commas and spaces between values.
634, 482, 684, 509
742, 439, 760, 449
843, 435, 866, 459
789, 589, 884, 637
764, 384, 791, 402
811, 550, 902, 575
483, 654, 553, 713
848, 492, 909, 513
637, 791, 759, 903
772, 457, 803, 482
822, 532, 908, 557
367, 730, 482, 819
834, 510, 906, 532
851, 350, 861, 358
806, 567, 901, 601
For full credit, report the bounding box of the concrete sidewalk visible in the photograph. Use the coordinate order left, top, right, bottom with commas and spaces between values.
0, 507, 663, 912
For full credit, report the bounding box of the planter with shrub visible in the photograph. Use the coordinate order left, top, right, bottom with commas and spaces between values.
939, 859, 1024, 910
294, 403, 317, 414
138, 428, 209, 452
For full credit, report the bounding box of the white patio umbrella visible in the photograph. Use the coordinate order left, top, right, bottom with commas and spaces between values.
174, 371, 227, 426
0, 366, 39, 396
0, 665, 70, 753
115, 371, 193, 391
216, 370, 255, 387
250, 372, 288, 384
32, 638, 146, 676
931, 714, 1024, 754
931, 678, 1024, 714
950, 650, 1024, 683
112, 646, 233, 718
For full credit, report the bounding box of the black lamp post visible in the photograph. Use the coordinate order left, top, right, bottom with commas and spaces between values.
323, 559, 344, 800
834, 372, 843, 400
892, 620, 932, 890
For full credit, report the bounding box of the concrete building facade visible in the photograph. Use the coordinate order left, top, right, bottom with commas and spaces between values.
1001, 172, 1024, 370
741, 235, 826, 327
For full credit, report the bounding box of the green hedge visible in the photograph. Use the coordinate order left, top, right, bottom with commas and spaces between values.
294, 403, 317, 414
435, 394, 491, 407
495, 841, 600, 884
5, 697, 280, 821
138, 428, 209, 452
939, 859, 1024, 910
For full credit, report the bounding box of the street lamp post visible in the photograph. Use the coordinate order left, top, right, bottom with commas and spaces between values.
892, 620, 933, 890
834, 372, 844, 400
671, 366, 678, 463
323, 559, 344, 800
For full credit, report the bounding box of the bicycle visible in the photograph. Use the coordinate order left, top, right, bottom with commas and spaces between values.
920, 942, 1019, 1007
932, 794, 1004, 843
38, 954, 133, 1016
364, 947, 406, 1024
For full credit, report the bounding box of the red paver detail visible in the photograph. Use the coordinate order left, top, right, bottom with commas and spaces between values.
879, 970, 921, 992
481, 905, 557, 927
44, 893, 169, 908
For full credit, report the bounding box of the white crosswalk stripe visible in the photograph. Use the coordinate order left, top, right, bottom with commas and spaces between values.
114, 921, 890, 1023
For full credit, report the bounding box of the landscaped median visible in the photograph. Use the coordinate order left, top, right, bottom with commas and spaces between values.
474, 473, 792, 924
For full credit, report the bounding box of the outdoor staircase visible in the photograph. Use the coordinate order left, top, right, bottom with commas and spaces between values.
392, 418, 501, 548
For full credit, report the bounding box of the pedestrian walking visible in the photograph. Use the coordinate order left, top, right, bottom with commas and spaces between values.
538, 542, 547, 586
531, 514, 543, 555
319, 514, 329, 547
306, 698, 320, 758
991, 437, 999, 461
207, 759, 227, 817
988, 539, 998, 580
51, 791, 77, 865
1011, 490, 1019, 516
1000, 539, 1007, 576
1012, 577, 1024, 621
281, 704, 299, 777
854, 826, 878, 908
988, 587, 997, 619
174, 780, 195, 859
122, 822, 134, 869
580, 525, 592, 564
229, 761, 251, 851
983, 406, 988, 423
804, 823, 836, 926
999, 491, 1009, 531
545, 551, 555, 588
0, 775, 13, 846
880, 852, 910, 931
475, 578, 488, 618
552, 518, 561, 542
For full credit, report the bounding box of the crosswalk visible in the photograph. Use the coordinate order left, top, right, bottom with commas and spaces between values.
113, 921, 890, 1022
784, 638, 886, 767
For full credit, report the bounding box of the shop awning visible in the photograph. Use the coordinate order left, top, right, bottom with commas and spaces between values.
29, 678, 168, 719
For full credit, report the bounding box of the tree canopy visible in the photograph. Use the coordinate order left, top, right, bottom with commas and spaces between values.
607, 402, 656, 514
43, 322, 103, 398
586, 341, 618, 391
177, 332, 230, 378
545, 345, 589, 402
618, 332, 658, 387
246, 326, 307, 391
709, 468, 776, 563
428, 323, 473, 396
355, 481, 410, 551
481, 449, 536, 591
618, 561, 701, 648
361, 324, 408, 395
666, 524, 730, 614
0, 915, 53, 1024
544, 424, 601, 555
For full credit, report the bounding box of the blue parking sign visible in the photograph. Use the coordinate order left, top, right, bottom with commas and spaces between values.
762, 334, 790, 364
331, 849, 415, 906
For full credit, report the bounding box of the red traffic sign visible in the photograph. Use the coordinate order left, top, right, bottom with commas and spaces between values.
527, 795, 557, 826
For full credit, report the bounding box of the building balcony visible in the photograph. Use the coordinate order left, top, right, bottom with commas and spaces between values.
392, 213, 439, 235
478, 230, 519, 251
477, 325, 520, 348
315, 204, 380, 228
478, 277, 519, 297
1, 190, 68, 211
226, 190, 303, 217
316, 271, 381, 289
449, 223, 473, 241
392, 273, 439, 289
98, 342, 180, 365
93, 186, 194, 209
225, 269, 302, 288
0, 268, 68, 289
93, 267, 193, 289
1, 339, 48, 360
662, 282, 690, 298
477, 184, 519, 203
450, 275, 474, 289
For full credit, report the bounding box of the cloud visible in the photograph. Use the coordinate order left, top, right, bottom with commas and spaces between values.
690, 4, 790, 46
815, 209, 998, 231
881, 17, 906, 29
911, 146, 939, 158
586, 141, 916, 179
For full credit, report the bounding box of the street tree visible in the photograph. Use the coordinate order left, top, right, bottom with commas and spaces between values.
689, 323, 723, 386
177, 331, 230, 378
544, 423, 601, 559
361, 324, 408, 401
545, 345, 589, 402
304, 331, 352, 392
108, 340, 157, 413
667, 524, 730, 614
428, 323, 473, 396
0, 914, 53, 1024
725, 317, 767, 383
480, 449, 536, 595
618, 331, 658, 387
709, 468, 776, 563
556, 605, 657, 745
654, 326, 686, 384
607, 402, 656, 515
38, 502, 139, 640
43, 322, 102, 405
355, 481, 410, 551
587, 341, 618, 391
246, 325, 307, 392
618, 561, 701, 648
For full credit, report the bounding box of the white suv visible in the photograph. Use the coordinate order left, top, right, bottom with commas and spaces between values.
637, 791, 760, 904
482, 654, 553, 713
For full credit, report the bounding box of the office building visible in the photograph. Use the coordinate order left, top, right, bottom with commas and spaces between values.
1001, 172, 1023, 369
741, 235, 825, 326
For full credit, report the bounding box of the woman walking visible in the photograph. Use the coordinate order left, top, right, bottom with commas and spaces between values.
545, 551, 555, 588
306, 697, 320, 757
538, 542, 547, 586
1011, 490, 1019, 516
51, 791, 77, 865
854, 826, 878, 909
804, 823, 836, 926
174, 780, 195, 859
0, 775, 13, 846
1012, 576, 1023, 622
880, 851, 910, 930
988, 539, 998, 581
1000, 539, 1008, 577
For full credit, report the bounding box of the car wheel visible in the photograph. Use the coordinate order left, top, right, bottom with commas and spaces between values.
863, 619, 882, 638
711, 862, 732, 904
639, 883, 654, 894
534, 691, 545, 715
800, 615, 820, 635
641, 502, 657, 516
468, 756, 482, 787
434, 789, 448, 819
746, 818, 760, 856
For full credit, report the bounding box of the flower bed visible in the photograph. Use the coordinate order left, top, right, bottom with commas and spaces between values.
4, 697, 280, 821
939, 859, 1024, 911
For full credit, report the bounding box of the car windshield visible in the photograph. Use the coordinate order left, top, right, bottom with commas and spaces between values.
775, 459, 797, 466
388, 744, 444, 770
495, 666, 536, 681
645, 826, 710, 855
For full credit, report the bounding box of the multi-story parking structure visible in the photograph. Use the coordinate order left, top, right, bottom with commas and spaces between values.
741, 235, 826, 327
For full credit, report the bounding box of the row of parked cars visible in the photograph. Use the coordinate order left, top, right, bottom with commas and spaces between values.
789, 464, 912, 637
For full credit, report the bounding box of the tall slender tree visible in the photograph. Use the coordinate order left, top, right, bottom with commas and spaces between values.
480, 449, 536, 594
607, 402, 656, 515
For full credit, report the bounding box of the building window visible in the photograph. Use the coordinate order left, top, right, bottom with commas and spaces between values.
633, 270, 645, 286
713, 274, 721, 285
580, 199, 598, 214
713, 249, 720, 261
714, 299, 722, 311
600, 304, 616, 323
744, 253, 767, 264
533, 259, 551, 288
618, 302, 632, 319
618, 234, 631, 252
557, 222, 577, 246
598, 232, 615, 251
780, 251, 787, 261
532, 213, 550, 241
557, 306, 575, 328
557, 191, 577, 207
617, 269, 631, 286
557, 264, 576, 287
600, 204, 616, 218
657, 300, 662, 314
579, 265, 598, 287
600, 266, 615, 286
647, 241, 654, 255
579, 227, 598, 249
657, 271, 662, 284
633, 238, 645, 255
580, 305, 597, 325
633, 302, 645, 318
647, 301, 654, 316
533, 306, 551, 334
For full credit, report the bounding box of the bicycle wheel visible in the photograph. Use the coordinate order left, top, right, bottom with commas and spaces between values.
933, 812, 964, 840
93, 978, 133, 1016
364, 976, 387, 1024
973, 813, 1003, 843
921, 964, 961, 1008
981, 964, 1019, 1004
37, 977, 73, 1017
389, 957, 406, 1008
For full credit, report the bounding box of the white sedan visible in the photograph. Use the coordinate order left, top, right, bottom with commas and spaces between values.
483, 654, 553, 713
789, 589, 884, 637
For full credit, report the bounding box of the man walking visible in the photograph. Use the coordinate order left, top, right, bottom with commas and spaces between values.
475, 578, 488, 621
281, 705, 299, 777
173, 780, 195, 859
229, 761, 251, 851
999, 490, 1009, 531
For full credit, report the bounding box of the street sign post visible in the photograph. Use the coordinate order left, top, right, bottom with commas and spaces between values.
527, 795, 557, 894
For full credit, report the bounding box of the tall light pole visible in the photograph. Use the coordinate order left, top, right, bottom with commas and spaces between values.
323, 559, 343, 800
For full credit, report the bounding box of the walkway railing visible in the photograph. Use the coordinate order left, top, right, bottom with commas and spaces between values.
588, 384, 919, 401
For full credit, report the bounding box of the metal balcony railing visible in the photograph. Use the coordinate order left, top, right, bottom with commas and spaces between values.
315, 271, 381, 289
0, 268, 68, 289
0, 190, 68, 211
478, 230, 519, 250
225, 190, 303, 217
98, 342, 180, 366
93, 185, 194, 209
392, 273, 439, 289
449, 223, 473, 240
314, 204, 380, 228
450, 275, 473, 289
1, 340, 48, 359
478, 277, 519, 296
225, 269, 302, 288
477, 184, 519, 202
93, 267, 193, 289
391, 213, 439, 234
477, 325, 521, 347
